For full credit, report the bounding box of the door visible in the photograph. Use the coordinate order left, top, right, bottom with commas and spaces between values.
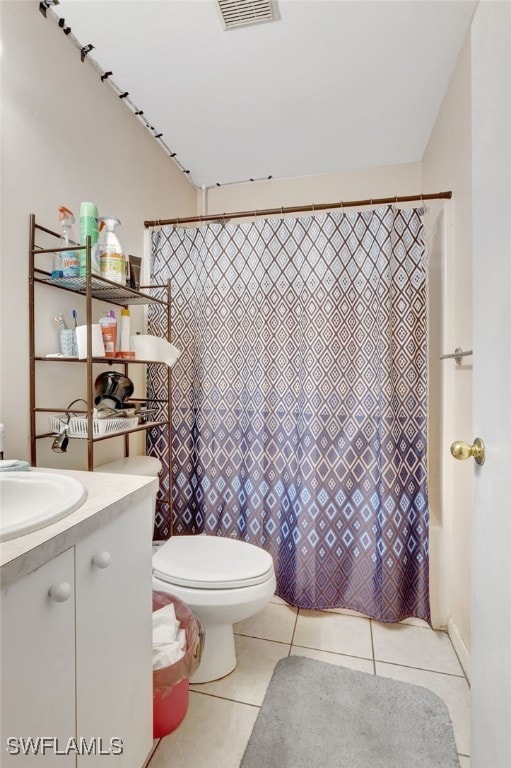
74, 498, 153, 767
0, 549, 76, 767
470, 4, 511, 767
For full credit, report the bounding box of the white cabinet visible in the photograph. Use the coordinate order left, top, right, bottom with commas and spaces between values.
0, 497, 153, 767
1, 548, 76, 766
75, 498, 153, 766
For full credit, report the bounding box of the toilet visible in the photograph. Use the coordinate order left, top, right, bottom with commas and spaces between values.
96, 456, 276, 683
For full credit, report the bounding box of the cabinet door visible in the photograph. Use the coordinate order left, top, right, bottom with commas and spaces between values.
75, 498, 153, 767
0, 548, 76, 767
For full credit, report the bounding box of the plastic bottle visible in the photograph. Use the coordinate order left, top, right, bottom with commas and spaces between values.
99, 310, 117, 358
52, 206, 79, 279
79, 202, 100, 276
99, 217, 127, 286
118, 308, 134, 358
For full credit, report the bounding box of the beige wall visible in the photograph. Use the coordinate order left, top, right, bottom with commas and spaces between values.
204, 162, 421, 215
422, 34, 472, 658
0, 2, 196, 466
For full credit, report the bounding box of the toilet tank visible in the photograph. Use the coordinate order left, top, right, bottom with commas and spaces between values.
95, 456, 162, 527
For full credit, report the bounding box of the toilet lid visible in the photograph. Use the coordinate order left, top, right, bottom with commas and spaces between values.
153, 535, 274, 589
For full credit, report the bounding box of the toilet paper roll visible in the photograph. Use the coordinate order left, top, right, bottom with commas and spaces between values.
76, 324, 105, 359
130, 335, 182, 367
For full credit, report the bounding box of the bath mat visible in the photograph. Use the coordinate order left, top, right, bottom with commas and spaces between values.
241, 656, 460, 768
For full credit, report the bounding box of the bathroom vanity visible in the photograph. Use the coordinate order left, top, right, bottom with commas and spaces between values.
0, 469, 156, 766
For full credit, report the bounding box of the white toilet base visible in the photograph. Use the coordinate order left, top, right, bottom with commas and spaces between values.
153, 571, 276, 684
191, 623, 236, 683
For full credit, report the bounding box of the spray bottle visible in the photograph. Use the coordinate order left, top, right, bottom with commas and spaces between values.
52, 206, 79, 279
99, 217, 127, 286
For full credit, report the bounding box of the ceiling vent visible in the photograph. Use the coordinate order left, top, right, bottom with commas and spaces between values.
217, 0, 279, 30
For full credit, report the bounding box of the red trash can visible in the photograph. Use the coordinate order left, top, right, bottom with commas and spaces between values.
152, 591, 203, 738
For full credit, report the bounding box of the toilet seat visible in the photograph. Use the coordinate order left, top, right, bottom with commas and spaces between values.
153, 535, 274, 589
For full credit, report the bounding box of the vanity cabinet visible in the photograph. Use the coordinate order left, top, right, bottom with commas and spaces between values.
75, 498, 153, 766
1, 548, 76, 767
0, 497, 153, 767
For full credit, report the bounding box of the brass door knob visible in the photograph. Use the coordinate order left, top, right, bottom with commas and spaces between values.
450, 437, 485, 465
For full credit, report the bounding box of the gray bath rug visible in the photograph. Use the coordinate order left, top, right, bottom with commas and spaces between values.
241, 656, 460, 768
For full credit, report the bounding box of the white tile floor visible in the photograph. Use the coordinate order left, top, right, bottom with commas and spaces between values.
145, 596, 471, 767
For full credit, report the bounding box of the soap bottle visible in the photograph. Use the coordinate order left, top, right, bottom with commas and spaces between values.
99, 310, 117, 358
52, 206, 79, 279
79, 202, 100, 276
99, 217, 126, 286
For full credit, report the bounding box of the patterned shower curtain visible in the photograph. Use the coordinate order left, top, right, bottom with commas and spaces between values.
148, 205, 430, 623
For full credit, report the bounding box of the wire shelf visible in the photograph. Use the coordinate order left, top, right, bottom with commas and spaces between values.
35, 273, 168, 307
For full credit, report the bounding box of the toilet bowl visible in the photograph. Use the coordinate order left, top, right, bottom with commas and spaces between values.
153, 535, 276, 682
96, 456, 276, 683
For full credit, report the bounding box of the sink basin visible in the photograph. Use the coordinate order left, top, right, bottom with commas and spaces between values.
0, 472, 86, 542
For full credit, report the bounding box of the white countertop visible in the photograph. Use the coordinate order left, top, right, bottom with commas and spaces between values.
0, 468, 157, 588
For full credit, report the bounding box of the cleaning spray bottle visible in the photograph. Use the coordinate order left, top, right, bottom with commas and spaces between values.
99, 217, 127, 286
52, 206, 79, 279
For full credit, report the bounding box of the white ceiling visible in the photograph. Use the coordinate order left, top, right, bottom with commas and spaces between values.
52, 0, 476, 189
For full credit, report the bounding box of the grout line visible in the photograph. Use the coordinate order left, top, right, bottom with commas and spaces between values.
233, 632, 294, 647
189, 688, 261, 709
369, 619, 376, 674
288, 607, 300, 653
143, 739, 160, 767
446, 629, 471, 688
373, 658, 468, 680
291, 642, 373, 664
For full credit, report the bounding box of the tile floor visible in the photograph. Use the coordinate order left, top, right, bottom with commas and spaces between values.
145, 596, 471, 767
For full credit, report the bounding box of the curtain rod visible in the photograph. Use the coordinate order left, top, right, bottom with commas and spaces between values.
144, 191, 452, 229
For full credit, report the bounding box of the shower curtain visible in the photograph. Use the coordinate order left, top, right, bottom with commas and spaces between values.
148, 205, 430, 623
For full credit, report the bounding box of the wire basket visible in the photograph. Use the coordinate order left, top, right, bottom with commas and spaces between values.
49, 414, 139, 438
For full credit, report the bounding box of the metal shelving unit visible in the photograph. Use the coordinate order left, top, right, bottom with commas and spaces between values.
28, 213, 172, 524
